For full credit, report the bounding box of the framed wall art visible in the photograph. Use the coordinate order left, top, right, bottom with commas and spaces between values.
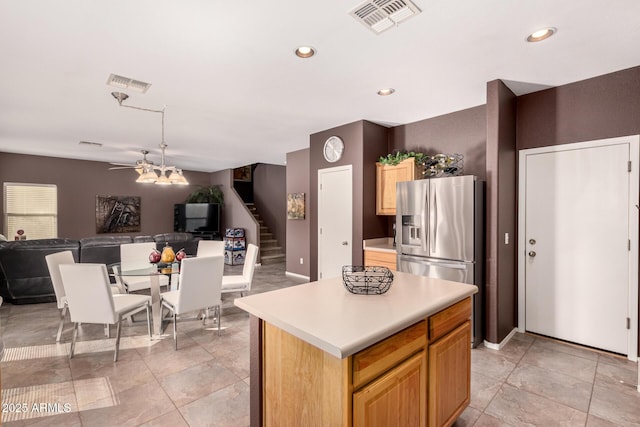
96, 195, 141, 234
233, 165, 252, 182
287, 192, 305, 220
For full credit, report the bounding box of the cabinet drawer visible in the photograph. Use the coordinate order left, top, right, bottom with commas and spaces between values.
353, 320, 427, 389
364, 250, 397, 271
428, 298, 471, 342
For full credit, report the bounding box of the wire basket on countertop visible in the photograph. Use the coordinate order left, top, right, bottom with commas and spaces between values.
342, 266, 393, 295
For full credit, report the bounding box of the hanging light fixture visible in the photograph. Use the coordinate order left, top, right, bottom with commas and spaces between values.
111, 92, 189, 186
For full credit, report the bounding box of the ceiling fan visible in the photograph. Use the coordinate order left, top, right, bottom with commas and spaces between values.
109, 149, 154, 174
107, 92, 189, 185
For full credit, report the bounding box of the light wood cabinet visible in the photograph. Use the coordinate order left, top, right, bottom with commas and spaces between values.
353, 351, 426, 427
376, 158, 419, 215
364, 250, 397, 271
427, 298, 472, 427
260, 298, 472, 427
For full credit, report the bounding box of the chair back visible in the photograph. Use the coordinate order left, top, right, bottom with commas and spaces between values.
45, 250, 75, 309
176, 255, 223, 314
197, 240, 225, 257
59, 263, 117, 324
242, 244, 259, 289
121, 242, 156, 270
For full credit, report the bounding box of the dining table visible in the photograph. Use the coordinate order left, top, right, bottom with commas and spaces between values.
110, 263, 179, 337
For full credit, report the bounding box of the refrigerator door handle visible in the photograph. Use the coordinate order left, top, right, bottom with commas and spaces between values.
432, 188, 438, 253
399, 255, 470, 270
429, 184, 436, 253
421, 188, 428, 253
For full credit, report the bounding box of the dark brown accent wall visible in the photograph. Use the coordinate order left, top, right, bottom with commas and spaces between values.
486, 80, 517, 343
286, 149, 310, 277
0, 152, 211, 239
517, 65, 640, 150
517, 65, 640, 352
388, 105, 487, 179
253, 163, 286, 251
309, 120, 388, 281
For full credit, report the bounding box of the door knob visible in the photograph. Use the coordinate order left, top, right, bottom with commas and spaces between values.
342, 241, 348, 246
528, 251, 536, 257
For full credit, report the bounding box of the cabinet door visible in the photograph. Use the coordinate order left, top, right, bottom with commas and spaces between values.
376, 159, 416, 215
353, 351, 426, 427
428, 321, 471, 427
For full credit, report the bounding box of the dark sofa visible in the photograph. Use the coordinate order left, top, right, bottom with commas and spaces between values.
0, 232, 200, 304
153, 233, 200, 255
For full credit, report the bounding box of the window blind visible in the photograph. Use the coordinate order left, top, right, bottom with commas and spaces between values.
3, 183, 58, 239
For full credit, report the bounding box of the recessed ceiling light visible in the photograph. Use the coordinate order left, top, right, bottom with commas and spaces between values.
295, 46, 316, 58
377, 88, 395, 96
526, 27, 556, 42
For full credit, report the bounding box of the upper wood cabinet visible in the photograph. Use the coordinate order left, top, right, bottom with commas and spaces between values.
376, 158, 419, 215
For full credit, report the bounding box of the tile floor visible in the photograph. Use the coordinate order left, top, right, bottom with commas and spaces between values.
1, 262, 639, 426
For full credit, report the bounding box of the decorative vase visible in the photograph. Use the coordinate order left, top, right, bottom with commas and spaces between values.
161, 243, 175, 263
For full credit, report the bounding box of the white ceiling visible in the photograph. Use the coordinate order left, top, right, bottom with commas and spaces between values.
1, 0, 640, 173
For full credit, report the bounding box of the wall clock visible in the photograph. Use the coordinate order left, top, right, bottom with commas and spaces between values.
323, 136, 344, 163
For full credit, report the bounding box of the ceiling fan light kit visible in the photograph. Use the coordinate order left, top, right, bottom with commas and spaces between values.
110, 91, 189, 186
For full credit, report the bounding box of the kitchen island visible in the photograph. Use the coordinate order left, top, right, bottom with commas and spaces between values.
235, 271, 477, 427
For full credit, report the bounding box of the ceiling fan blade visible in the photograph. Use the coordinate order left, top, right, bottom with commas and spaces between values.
109, 162, 138, 166
109, 166, 139, 170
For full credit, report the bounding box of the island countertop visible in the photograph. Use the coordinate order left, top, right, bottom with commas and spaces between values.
234, 271, 477, 359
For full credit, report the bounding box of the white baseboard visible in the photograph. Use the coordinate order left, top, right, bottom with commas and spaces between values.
483, 327, 518, 350
285, 271, 310, 281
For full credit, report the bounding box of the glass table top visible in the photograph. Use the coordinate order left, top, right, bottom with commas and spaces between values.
110, 262, 180, 276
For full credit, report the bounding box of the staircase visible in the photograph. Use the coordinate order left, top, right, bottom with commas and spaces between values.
247, 204, 285, 265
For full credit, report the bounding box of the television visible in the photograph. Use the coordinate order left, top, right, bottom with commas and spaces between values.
174, 203, 221, 237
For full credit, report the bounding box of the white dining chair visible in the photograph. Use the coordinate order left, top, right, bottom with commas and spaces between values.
59, 263, 151, 362
160, 255, 224, 350
46, 250, 123, 342
196, 240, 225, 257
221, 243, 258, 297
120, 242, 169, 292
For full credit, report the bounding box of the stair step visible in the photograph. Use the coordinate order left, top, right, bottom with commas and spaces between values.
261, 239, 278, 248
261, 246, 283, 254
246, 204, 283, 262
260, 253, 285, 265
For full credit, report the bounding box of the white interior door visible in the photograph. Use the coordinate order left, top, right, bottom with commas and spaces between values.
318, 165, 352, 280
518, 136, 639, 359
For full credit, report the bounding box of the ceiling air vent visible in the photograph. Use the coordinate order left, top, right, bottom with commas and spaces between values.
350, 0, 421, 34
106, 73, 152, 93
78, 140, 103, 147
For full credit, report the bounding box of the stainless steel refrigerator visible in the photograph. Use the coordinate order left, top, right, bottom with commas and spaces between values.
396, 175, 484, 347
